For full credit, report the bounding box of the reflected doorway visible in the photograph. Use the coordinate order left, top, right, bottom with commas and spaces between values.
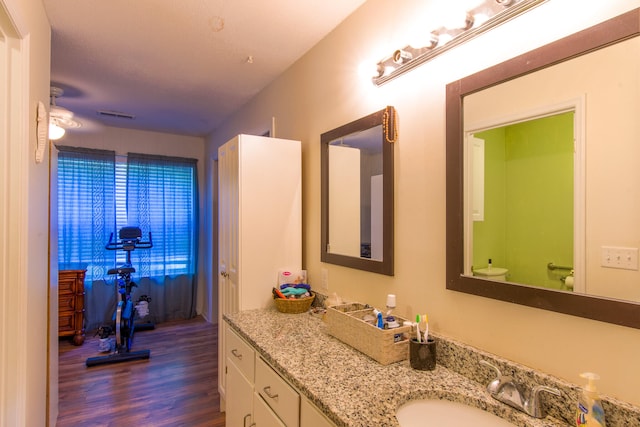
465, 110, 584, 291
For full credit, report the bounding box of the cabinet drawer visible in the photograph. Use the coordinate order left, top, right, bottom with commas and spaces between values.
255, 357, 300, 427
254, 391, 286, 427
226, 326, 255, 381
59, 312, 74, 332
58, 277, 76, 294
59, 294, 76, 311
301, 397, 336, 427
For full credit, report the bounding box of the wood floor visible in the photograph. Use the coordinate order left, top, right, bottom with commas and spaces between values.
56, 316, 225, 427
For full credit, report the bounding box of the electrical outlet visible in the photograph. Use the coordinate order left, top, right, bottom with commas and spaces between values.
320, 268, 329, 291
601, 246, 639, 270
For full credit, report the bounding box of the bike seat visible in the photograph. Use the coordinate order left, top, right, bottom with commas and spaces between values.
108, 266, 136, 275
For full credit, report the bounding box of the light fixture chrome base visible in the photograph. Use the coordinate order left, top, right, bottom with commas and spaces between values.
372, 0, 548, 86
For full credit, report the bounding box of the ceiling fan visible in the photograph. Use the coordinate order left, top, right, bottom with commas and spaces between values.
49, 86, 81, 140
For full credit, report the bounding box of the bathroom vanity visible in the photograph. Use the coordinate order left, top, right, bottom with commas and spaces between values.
222, 308, 640, 427
225, 323, 333, 427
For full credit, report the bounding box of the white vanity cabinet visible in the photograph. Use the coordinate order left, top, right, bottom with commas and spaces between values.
224, 323, 336, 427
227, 360, 255, 426
300, 398, 335, 427
218, 134, 302, 408
255, 357, 300, 427
253, 391, 287, 427
225, 325, 256, 426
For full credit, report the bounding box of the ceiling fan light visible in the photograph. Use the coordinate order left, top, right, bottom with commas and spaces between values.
49, 122, 66, 140
49, 86, 81, 133
50, 105, 74, 120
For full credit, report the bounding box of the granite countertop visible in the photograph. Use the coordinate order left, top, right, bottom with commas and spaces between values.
225, 308, 568, 427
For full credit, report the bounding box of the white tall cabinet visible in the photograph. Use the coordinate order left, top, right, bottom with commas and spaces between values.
218, 134, 302, 410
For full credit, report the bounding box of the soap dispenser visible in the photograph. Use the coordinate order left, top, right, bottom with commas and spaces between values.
576, 372, 606, 426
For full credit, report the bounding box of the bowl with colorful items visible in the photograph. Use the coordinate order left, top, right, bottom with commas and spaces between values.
273, 270, 315, 314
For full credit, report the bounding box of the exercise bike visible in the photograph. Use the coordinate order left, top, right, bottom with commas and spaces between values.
86, 226, 154, 367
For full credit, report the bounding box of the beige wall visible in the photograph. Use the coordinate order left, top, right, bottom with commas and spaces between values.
60, 125, 205, 158
206, 0, 640, 406
0, 0, 52, 425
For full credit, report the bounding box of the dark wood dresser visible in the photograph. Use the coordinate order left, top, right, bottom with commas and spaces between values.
58, 263, 87, 345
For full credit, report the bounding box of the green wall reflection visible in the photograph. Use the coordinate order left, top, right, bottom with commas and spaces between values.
472, 112, 574, 289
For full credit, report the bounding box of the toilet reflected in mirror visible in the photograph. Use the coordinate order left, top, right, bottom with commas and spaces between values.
473, 266, 508, 282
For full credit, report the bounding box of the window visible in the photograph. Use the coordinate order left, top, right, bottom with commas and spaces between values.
126, 153, 199, 279
57, 146, 116, 282
58, 148, 198, 282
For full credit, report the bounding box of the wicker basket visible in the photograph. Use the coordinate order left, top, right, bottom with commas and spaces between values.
274, 292, 315, 314
325, 302, 411, 365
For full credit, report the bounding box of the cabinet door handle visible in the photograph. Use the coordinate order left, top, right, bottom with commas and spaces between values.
220, 271, 228, 278
243, 414, 252, 427
263, 386, 279, 400
231, 348, 242, 359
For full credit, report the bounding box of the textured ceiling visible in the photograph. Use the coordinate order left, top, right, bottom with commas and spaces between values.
44, 0, 366, 137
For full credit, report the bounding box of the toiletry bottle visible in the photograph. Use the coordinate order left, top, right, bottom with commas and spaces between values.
488, 258, 492, 270
373, 308, 384, 329
576, 372, 606, 426
386, 294, 396, 316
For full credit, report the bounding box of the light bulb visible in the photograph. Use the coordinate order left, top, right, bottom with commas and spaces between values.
49, 122, 65, 140
441, 2, 475, 31
358, 61, 381, 79
437, 33, 454, 47
392, 49, 413, 65
408, 31, 439, 50
472, 13, 490, 28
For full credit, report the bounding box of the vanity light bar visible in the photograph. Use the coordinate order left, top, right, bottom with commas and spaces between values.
372, 0, 548, 86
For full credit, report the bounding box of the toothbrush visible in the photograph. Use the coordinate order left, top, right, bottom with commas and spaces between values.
422, 314, 429, 342
415, 315, 421, 342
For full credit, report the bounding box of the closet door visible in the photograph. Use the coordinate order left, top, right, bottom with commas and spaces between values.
218, 134, 301, 410
220, 138, 240, 318
237, 135, 302, 310
217, 136, 240, 404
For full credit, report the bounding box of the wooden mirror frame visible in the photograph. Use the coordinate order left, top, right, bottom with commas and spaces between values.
321, 107, 395, 276
446, 8, 640, 329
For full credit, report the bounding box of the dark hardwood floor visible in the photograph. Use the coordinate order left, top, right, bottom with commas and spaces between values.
57, 316, 225, 427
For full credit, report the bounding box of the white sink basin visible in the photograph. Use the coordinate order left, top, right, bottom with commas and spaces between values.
396, 398, 517, 427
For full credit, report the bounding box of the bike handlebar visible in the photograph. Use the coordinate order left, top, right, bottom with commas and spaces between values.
105, 231, 153, 251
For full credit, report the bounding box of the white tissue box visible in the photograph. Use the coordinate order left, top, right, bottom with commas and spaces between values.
278, 269, 306, 287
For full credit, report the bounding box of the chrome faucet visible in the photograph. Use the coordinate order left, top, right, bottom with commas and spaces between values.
480, 360, 561, 418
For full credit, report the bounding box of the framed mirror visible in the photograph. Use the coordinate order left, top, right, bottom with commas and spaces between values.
446, 8, 640, 329
321, 106, 396, 275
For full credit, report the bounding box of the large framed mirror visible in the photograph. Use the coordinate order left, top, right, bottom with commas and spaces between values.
446, 8, 640, 328
321, 106, 396, 275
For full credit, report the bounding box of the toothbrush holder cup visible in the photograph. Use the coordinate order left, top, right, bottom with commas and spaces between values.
409, 338, 436, 371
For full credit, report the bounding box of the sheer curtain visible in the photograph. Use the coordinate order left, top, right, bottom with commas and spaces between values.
58, 147, 199, 330
126, 153, 199, 323
57, 146, 117, 330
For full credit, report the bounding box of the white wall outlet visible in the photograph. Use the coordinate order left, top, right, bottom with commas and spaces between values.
320, 268, 329, 291
601, 246, 639, 270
